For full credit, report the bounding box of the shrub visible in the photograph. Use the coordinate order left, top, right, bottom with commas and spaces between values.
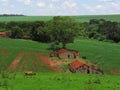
94, 78, 101, 84
1, 71, 9, 79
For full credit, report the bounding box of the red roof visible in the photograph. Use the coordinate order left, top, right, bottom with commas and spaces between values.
70, 60, 89, 69
22, 35, 31, 39
57, 49, 79, 56
0, 32, 6, 35
57, 49, 68, 54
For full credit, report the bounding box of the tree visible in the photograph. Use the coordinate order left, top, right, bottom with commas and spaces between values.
50, 16, 77, 48
10, 26, 23, 39
106, 22, 120, 42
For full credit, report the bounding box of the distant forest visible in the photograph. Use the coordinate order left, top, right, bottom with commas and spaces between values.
0, 14, 24, 16
0, 16, 120, 48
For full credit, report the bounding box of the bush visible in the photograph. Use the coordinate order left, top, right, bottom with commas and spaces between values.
1, 71, 9, 79
94, 78, 101, 84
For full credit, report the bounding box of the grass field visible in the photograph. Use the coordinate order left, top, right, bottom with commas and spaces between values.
68, 38, 120, 71
0, 37, 120, 90
0, 14, 120, 22
0, 72, 120, 90
0, 37, 120, 73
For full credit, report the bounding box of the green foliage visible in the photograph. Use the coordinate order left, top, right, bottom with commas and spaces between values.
1, 71, 9, 79
82, 19, 120, 42
1, 15, 120, 43
50, 16, 77, 48
10, 26, 23, 39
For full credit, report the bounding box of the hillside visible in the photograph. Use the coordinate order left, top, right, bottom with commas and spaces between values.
0, 14, 120, 22
0, 38, 120, 73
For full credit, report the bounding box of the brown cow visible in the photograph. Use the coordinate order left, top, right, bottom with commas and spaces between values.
24, 71, 36, 76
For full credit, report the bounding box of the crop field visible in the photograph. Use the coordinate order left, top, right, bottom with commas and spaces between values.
73, 14, 120, 22
0, 16, 53, 22
0, 38, 50, 53
0, 37, 120, 74
0, 14, 120, 22
0, 37, 120, 90
0, 72, 120, 90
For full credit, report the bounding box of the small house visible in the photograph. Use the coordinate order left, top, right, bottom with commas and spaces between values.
22, 35, 31, 39
50, 48, 79, 59
69, 60, 103, 74
0, 32, 7, 37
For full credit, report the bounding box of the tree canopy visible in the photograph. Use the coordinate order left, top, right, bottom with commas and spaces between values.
49, 16, 77, 48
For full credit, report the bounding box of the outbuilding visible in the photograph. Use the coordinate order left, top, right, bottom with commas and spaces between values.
69, 60, 103, 74
50, 48, 79, 59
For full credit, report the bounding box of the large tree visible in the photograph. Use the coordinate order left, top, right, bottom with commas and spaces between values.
10, 26, 23, 39
50, 16, 77, 48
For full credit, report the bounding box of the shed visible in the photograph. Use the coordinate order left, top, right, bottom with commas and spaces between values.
50, 48, 79, 59
69, 60, 103, 74
0, 32, 6, 37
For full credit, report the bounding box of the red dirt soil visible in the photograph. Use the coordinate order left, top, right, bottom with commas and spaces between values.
42, 56, 67, 72
42, 56, 60, 72
7, 52, 24, 72
0, 49, 7, 54
18, 53, 30, 72
111, 70, 120, 75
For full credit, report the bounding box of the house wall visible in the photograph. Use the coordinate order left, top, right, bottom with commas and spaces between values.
76, 65, 89, 74
88, 66, 103, 74
69, 65, 89, 74
69, 64, 103, 74
59, 52, 75, 59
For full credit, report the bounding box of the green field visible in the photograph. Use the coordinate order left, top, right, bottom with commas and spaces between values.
0, 73, 120, 90
0, 37, 120, 72
0, 37, 120, 90
0, 14, 120, 22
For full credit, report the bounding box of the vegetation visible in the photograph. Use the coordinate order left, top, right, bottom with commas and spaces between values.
48, 16, 77, 48
0, 14, 120, 22
0, 14, 120, 90
0, 72, 120, 90
0, 37, 120, 72
1, 16, 120, 44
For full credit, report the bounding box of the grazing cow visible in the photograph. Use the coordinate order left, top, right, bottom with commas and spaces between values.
25, 71, 36, 76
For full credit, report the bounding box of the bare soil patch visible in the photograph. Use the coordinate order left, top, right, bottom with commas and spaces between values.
111, 70, 120, 75
7, 52, 24, 72
0, 49, 7, 54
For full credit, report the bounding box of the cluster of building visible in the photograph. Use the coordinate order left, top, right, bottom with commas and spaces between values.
50, 48, 103, 74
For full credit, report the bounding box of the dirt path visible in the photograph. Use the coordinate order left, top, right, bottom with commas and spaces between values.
7, 52, 24, 72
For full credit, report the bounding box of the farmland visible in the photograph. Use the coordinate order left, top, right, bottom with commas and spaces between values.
0, 37, 120, 73
0, 36, 120, 90
0, 14, 120, 22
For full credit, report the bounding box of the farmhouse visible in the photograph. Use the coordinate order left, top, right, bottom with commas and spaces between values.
0, 32, 7, 37
69, 60, 103, 74
50, 48, 79, 59
22, 35, 31, 39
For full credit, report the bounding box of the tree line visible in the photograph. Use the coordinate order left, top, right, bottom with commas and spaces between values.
0, 14, 24, 16
0, 16, 120, 48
